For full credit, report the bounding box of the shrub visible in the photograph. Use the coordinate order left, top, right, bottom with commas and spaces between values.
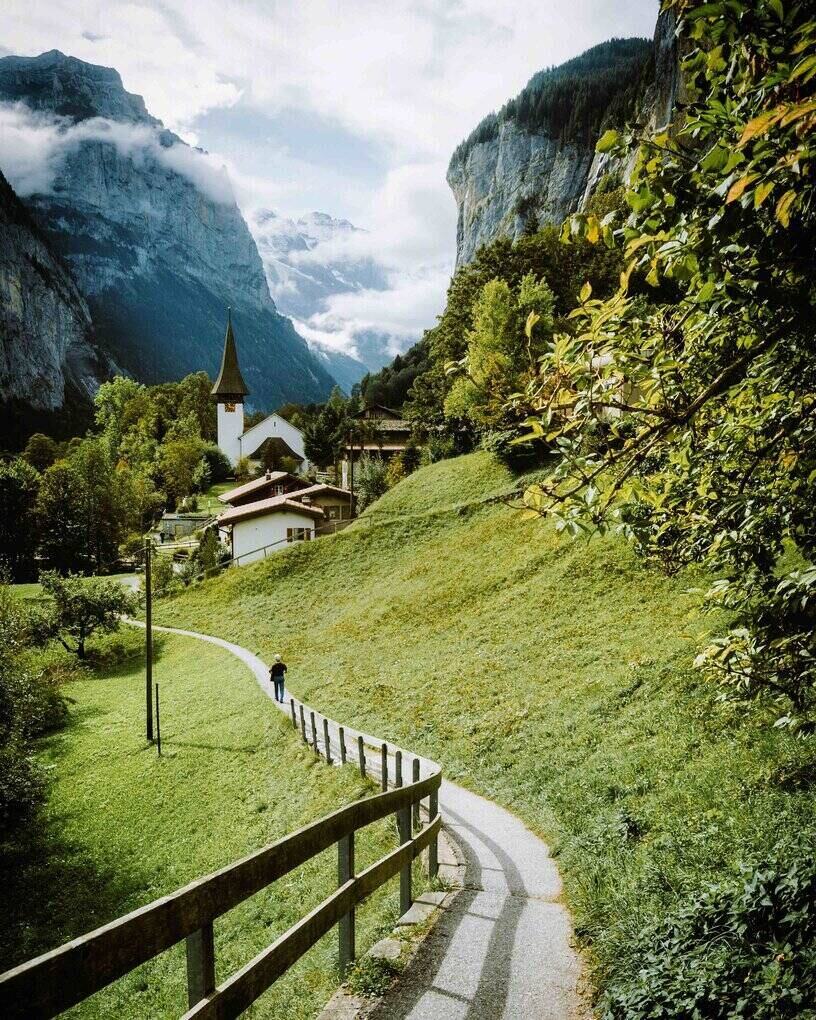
201, 443, 232, 484
355, 456, 389, 512
601, 857, 816, 1019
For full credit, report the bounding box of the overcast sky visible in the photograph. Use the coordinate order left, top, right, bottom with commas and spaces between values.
3, 0, 659, 358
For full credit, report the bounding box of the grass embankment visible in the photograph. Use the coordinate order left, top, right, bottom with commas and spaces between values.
1, 630, 404, 1019
154, 452, 816, 1002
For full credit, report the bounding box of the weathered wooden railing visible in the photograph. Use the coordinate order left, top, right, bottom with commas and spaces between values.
0, 707, 441, 1020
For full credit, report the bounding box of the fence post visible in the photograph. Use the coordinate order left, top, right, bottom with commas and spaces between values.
380, 743, 388, 791
323, 718, 332, 764
412, 758, 420, 830
358, 735, 366, 778
186, 923, 215, 1007
339, 726, 347, 764
311, 712, 319, 754
338, 832, 355, 977
299, 704, 307, 743
155, 684, 162, 757
290, 698, 297, 729
394, 753, 412, 914
428, 787, 439, 879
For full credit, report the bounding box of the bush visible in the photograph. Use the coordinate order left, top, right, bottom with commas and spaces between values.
601, 857, 816, 1019
201, 443, 232, 484
0, 583, 67, 832
355, 456, 389, 512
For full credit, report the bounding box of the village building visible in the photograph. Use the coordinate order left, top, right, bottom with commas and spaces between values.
217, 471, 308, 508
211, 312, 310, 472
217, 480, 353, 562
340, 404, 412, 489
218, 495, 325, 564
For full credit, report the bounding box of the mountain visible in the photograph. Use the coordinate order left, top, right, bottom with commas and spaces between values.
0, 166, 110, 445
447, 35, 661, 265
251, 209, 394, 391
0, 50, 336, 411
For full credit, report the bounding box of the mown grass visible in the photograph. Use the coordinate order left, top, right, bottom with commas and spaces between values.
153, 451, 816, 1003
2, 629, 409, 1019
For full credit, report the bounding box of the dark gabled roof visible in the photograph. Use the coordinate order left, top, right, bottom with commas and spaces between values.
218, 495, 325, 526
211, 310, 249, 399
218, 471, 303, 505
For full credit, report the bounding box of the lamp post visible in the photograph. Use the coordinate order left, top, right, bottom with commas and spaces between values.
145, 539, 154, 742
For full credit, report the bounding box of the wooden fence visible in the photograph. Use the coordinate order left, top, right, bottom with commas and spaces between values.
0, 701, 441, 1020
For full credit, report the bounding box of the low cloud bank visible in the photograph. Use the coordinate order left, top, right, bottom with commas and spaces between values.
0, 101, 234, 204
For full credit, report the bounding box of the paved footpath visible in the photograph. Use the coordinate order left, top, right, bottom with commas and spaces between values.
138, 622, 588, 1020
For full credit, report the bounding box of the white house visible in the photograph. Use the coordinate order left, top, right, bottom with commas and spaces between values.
211, 311, 310, 470
218, 494, 325, 565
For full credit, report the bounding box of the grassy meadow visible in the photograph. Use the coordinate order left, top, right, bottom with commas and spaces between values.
2, 629, 407, 1019
152, 451, 816, 1000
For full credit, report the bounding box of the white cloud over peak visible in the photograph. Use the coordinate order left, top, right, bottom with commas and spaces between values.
0, 102, 235, 204
3, 0, 658, 369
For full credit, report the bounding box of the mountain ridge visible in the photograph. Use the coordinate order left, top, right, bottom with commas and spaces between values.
0, 50, 337, 414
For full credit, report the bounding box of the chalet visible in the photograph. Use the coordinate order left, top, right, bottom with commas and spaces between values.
211, 312, 310, 472
219, 496, 325, 564
217, 480, 353, 563
341, 404, 412, 489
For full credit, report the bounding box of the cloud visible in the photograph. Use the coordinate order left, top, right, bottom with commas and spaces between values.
0, 101, 234, 204
3, 0, 658, 367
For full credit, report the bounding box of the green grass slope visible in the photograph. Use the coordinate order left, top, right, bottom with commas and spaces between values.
2, 631, 402, 1019
155, 452, 816, 1003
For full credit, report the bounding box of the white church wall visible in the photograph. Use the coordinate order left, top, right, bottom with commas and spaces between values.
239, 414, 309, 469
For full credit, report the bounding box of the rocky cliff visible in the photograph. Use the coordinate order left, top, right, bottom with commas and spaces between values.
448, 21, 679, 265
0, 167, 109, 443
0, 50, 336, 411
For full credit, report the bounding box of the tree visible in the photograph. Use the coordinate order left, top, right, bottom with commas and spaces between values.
355, 456, 389, 511
157, 434, 206, 507
36, 439, 126, 574
39, 572, 137, 659
36, 460, 88, 573
0, 459, 40, 579
444, 273, 555, 444
514, 1, 816, 728
22, 433, 59, 472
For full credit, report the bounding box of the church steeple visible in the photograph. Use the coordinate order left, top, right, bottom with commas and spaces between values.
211, 308, 249, 401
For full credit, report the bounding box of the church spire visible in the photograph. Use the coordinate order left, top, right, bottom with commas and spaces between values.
211, 308, 249, 400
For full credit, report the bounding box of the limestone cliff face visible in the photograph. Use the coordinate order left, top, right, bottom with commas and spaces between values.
0, 50, 336, 410
0, 167, 109, 440
448, 125, 598, 266
448, 13, 680, 266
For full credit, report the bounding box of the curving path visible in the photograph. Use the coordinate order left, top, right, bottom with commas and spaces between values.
135, 622, 588, 1019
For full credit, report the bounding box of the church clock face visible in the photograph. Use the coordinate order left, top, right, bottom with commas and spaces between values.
225, 401, 236, 412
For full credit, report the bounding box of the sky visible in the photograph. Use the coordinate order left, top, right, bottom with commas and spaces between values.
2, 0, 659, 362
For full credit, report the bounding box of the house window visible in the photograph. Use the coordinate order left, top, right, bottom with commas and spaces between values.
286, 527, 312, 543
273, 484, 285, 495
326, 505, 340, 520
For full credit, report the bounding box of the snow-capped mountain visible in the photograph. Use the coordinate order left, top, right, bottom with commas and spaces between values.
252, 209, 398, 392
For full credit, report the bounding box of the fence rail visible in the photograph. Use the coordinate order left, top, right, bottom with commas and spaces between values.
0, 699, 442, 1020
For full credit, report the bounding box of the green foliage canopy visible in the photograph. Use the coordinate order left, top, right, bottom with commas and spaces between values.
515, 0, 816, 728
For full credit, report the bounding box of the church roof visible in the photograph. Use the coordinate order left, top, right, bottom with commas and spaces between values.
211, 310, 249, 399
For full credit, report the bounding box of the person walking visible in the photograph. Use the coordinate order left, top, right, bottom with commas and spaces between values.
270, 654, 287, 703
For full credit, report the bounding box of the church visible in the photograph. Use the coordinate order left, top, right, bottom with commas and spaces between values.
210, 311, 310, 472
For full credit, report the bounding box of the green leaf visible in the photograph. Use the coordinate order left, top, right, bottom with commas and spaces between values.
596, 129, 619, 154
